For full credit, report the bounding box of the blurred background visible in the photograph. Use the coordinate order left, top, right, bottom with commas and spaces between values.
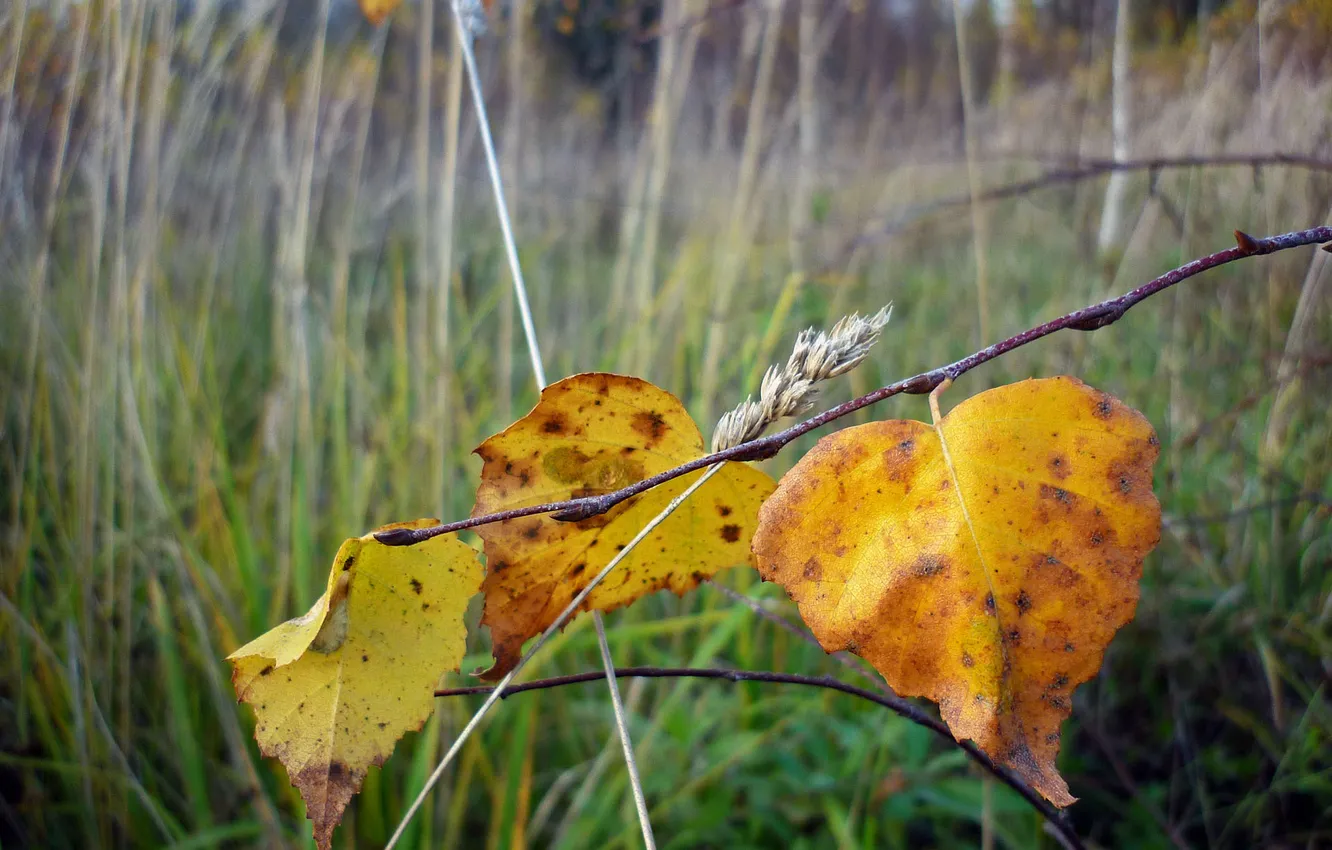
2, 0, 1331, 847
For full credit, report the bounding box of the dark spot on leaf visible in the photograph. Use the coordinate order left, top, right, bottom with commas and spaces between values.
720, 524, 742, 543
1052, 673, 1069, 688
1004, 628, 1021, 646
1118, 475, 1132, 493
961, 652, 974, 668
898, 439, 914, 453
410, 578, 423, 595
491, 559, 509, 573
259, 664, 274, 677
912, 554, 946, 578
1065, 642, 1075, 653
362, 654, 369, 662
542, 416, 566, 434
342, 556, 355, 572
802, 558, 822, 581
1048, 454, 1070, 479
985, 593, 996, 615
1049, 696, 1067, 709
631, 410, 669, 444
571, 563, 586, 576
718, 505, 733, 517
1040, 484, 1074, 506
523, 526, 540, 540
1016, 590, 1032, 614
1046, 732, 1060, 743
378, 722, 388, 730
1095, 398, 1114, 419
1090, 530, 1104, 546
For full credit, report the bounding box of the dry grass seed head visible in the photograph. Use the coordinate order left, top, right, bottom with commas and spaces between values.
712, 306, 892, 452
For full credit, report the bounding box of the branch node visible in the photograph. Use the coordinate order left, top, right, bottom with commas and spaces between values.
375, 527, 423, 547
903, 372, 946, 395
1234, 230, 1260, 255
728, 440, 781, 462
1067, 304, 1123, 332
551, 499, 609, 523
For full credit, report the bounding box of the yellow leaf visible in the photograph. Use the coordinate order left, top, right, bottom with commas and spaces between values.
473, 373, 775, 680
358, 0, 402, 26
751, 377, 1161, 805
228, 520, 482, 849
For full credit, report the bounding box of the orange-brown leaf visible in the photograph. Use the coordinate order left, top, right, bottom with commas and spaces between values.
751, 377, 1161, 805
358, 0, 402, 25
473, 373, 775, 680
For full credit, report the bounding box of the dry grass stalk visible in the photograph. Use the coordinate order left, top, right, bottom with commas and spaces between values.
712, 305, 892, 452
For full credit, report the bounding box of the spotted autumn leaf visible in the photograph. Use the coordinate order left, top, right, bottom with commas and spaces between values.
473, 373, 775, 680
228, 520, 482, 850
751, 377, 1161, 805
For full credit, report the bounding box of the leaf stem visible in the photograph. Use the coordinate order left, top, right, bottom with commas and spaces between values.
378, 226, 1332, 549
434, 664, 1086, 850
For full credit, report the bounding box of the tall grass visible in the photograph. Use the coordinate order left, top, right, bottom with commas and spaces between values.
1, 2, 1330, 847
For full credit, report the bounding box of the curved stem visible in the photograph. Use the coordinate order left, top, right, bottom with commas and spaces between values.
435, 665, 1086, 850
378, 226, 1332, 549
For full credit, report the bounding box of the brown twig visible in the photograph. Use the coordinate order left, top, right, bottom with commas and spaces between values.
376, 226, 1332, 548
434, 665, 1085, 850
839, 154, 1332, 260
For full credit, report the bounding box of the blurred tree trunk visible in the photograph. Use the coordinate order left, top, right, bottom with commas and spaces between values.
1097, 0, 1132, 255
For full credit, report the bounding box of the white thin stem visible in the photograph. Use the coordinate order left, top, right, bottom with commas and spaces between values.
386, 464, 726, 849
594, 613, 657, 850
391, 6, 652, 848
452, 1, 546, 388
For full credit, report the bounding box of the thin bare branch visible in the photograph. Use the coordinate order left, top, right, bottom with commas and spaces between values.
840, 154, 1332, 260
378, 226, 1332, 548
434, 665, 1085, 850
